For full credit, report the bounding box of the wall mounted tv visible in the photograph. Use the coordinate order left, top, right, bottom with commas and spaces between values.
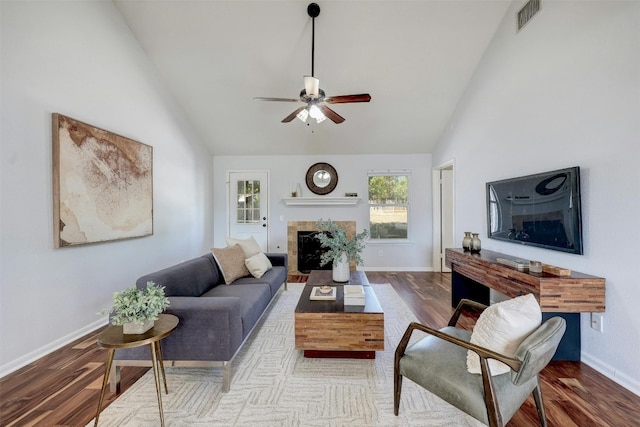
486, 166, 583, 255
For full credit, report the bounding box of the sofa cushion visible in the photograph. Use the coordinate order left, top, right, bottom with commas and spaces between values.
211, 245, 250, 284
467, 293, 541, 375
225, 236, 262, 258
245, 252, 273, 278
135, 255, 219, 297
233, 266, 287, 297
203, 283, 272, 338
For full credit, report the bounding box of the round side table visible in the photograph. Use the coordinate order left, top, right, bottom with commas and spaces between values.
94, 313, 179, 427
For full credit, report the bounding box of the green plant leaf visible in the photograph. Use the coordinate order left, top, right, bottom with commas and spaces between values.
108, 281, 170, 325
315, 219, 369, 266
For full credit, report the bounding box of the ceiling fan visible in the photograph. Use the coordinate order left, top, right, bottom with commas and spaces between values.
254, 3, 371, 124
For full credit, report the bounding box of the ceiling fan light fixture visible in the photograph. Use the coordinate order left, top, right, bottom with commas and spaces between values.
309, 104, 326, 122
296, 107, 309, 122
304, 76, 320, 98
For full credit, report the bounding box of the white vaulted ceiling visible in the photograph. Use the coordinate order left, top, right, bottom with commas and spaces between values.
114, 0, 511, 155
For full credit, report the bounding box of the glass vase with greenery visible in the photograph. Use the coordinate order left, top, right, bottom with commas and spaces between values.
315, 219, 369, 267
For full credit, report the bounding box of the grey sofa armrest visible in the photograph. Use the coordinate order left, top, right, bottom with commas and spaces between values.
114, 296, 244, 362
265, 252, 287, 268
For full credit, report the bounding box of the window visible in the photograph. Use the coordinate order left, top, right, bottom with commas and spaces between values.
368, 173, 409, 239
236, 180, 261, 223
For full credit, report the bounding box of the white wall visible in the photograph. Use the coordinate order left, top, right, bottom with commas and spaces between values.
433, 1, 640, 394
212, 154, 432, 271
0, 1, 213, 375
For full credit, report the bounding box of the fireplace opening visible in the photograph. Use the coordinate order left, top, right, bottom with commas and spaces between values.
297, 231, 332, 274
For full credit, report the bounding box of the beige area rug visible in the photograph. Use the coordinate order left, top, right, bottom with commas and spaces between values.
89, 283, 483, 426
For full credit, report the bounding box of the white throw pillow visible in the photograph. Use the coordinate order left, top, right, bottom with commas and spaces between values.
467, 293, 541, 376
245, 252, 273, 279
225, 236, 262, 258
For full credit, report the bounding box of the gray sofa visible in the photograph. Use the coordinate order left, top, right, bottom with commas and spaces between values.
110, 252, 287, 392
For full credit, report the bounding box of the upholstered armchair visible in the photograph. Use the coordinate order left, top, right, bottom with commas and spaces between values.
394, 299, 566, 427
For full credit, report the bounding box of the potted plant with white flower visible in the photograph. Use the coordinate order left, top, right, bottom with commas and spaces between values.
107, 282, 170, 334
315, 219, 369, 282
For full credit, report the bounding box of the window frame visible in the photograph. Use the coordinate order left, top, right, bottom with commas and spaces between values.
367, 172, 410, 242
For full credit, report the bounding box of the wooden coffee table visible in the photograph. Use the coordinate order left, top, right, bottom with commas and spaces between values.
294, 270, 384, 359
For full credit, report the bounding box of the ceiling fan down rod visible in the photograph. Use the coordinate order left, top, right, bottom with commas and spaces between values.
311, 14, 315, 77
307, 3, 320, 77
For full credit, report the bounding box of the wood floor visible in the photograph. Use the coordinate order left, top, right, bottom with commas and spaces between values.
1, 272, 639, 426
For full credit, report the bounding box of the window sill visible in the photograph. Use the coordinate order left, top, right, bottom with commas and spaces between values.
282, 197, 361, 206
367, 239, 413, 245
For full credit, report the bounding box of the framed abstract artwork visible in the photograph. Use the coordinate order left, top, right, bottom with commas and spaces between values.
52, 114, 153, 247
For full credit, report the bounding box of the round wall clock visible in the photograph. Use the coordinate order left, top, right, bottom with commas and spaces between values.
305, 162, 338, 195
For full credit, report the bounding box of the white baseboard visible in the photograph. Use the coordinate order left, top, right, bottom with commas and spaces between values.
0, 317, 108, 379
582, 352, 640, 397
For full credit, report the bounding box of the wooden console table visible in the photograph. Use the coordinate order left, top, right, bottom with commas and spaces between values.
445, 248, 605, 361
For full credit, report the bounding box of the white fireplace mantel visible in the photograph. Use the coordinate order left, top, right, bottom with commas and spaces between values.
282, 197, 360, 206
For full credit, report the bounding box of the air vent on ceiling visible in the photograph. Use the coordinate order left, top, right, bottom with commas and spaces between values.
517, 0, 541, 32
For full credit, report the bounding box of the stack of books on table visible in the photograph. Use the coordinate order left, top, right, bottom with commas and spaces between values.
344, 285, 365, 306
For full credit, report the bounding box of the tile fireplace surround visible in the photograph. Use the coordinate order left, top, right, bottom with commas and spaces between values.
287, 221, 356, 275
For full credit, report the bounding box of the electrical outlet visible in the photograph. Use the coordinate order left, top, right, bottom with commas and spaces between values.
591, 313, 604, 333
378, 249, 384, 257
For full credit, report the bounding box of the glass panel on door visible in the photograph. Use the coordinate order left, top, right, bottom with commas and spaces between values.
236, 180, 261, 224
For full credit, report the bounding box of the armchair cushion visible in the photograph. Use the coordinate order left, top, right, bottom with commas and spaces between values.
467, 293, 541, 375
511, 316, 566, 386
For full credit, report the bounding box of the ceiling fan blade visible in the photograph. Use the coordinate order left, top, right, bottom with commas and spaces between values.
318, 105, 345, 124
324, 94, 372, 104
282, 106, 307, 123
254, 97, 301, 102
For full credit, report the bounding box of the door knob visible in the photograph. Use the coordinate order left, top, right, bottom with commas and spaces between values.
262, 224, 267, 228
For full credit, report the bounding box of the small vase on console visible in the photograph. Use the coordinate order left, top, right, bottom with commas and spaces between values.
462, 232, 472, 251
470, 233, 481, 253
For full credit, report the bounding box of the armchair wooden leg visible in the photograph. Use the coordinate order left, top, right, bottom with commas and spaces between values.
480, 357, 503, 427
532, 380, 548, 427
394, 372, 403, 415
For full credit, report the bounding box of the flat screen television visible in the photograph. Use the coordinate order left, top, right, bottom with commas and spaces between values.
486, 166, 583, 254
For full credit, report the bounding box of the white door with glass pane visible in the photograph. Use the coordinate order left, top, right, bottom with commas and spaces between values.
228, 171, 269, 251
